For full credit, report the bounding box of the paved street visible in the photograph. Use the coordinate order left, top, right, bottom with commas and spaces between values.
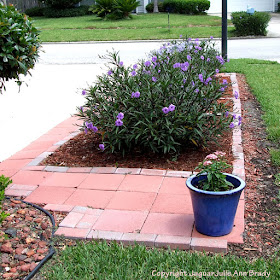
40, 38, 280, 65
1, 36, 280, 161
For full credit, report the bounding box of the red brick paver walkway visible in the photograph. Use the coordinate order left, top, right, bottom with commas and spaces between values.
2, 74, 245, 253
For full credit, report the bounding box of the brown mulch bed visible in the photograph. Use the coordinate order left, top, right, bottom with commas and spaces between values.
41, 75, 234, 171
1, 74, 280, 279
41, 131, 233, 171
227, 74, 280, 258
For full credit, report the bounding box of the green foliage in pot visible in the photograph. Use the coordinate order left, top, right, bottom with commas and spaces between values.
0, 175, 12, 223
194, 151, 234, 191
76, 38, 235, 156
0, 3, 41, 93
231, 11, 271, 36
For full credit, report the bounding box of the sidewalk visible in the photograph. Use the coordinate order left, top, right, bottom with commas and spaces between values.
1, 74, 245, 253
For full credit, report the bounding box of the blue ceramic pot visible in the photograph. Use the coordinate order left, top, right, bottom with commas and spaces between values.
186, 173, 245, 237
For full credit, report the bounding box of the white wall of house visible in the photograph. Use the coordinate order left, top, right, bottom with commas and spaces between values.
136, 0, 149, 13
208, 0, 276, 14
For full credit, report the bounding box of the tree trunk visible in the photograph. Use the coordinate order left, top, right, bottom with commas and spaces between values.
153, 0, 159, 13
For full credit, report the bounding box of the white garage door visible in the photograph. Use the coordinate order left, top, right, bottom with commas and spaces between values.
208, 0, 274, 13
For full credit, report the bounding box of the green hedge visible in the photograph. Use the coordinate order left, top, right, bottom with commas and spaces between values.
25, 6, 46, 17
146, 2, 164, 13
154, 0, 210, 14
43, 5, 91, 18
43, 0, 80, 9
231, 11, 271, 36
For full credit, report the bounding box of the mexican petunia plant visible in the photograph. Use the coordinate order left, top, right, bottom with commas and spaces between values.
76, 37, 235, 155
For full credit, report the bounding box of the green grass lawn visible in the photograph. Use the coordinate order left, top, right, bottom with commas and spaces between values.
40, 241, 279, 279
33, 14, 234, 42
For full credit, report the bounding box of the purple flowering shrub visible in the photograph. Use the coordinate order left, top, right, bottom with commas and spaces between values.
76, 38, 234, 155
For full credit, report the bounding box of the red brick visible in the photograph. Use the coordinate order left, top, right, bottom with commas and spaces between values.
121, 233, 157, 246
118, 174, 163, 193
59, 212, 84, 228
141, 213, 194, 236
155, 235, 191, 250
93, 209, 148, 233
151, 193, 193, 214
190, 238, 227, 253
140, 169, 166, 176
55, 227, 90, 239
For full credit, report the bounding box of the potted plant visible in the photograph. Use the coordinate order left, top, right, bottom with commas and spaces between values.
186, 151, 245, 237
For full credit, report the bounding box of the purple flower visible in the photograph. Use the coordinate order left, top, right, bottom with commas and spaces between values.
133, 64, 138, 69
162, 107, 169, 114
201, 56, 204, 60
173, 63, 181, 68
229, 122, 235, 129
145, 61, 151, 67
115, 119, 123, 127
194, 50, 198, 53
206, 58, 210, 62
195, 88, 199, 93
238, 116, 242, 126
220, 87, 225, 92
99, 144, 105, 151
210, 36, 213, 39
216, 56, 225, 65
131, 70, 136, 77
152, 77, 157, 82
108, 70, 113, 76
168, 104, 175, 112
80, 106, 83, 112
82, 90, 86, 95
205, 77, 212, 85
132, 91, 140, 98
180, 34, 183, 38
215, 69, 219, 73
84, 128, 88, 134
198, 74, 204, 83
187, 55, 191, 60
232, 114, 237, 120
117, 112, 124, 119
191, 81, 195, 86
119, 61, 124, 66
158, 70, 161, 73
234, 91, 239, 99
180, 62, 189, 72
92, 126, 98, 133
225, 111, 229, 117
223, 79, 228, 85
152, 56, 157, 62
183, 79, 187, 84
86, 122, 94, 130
